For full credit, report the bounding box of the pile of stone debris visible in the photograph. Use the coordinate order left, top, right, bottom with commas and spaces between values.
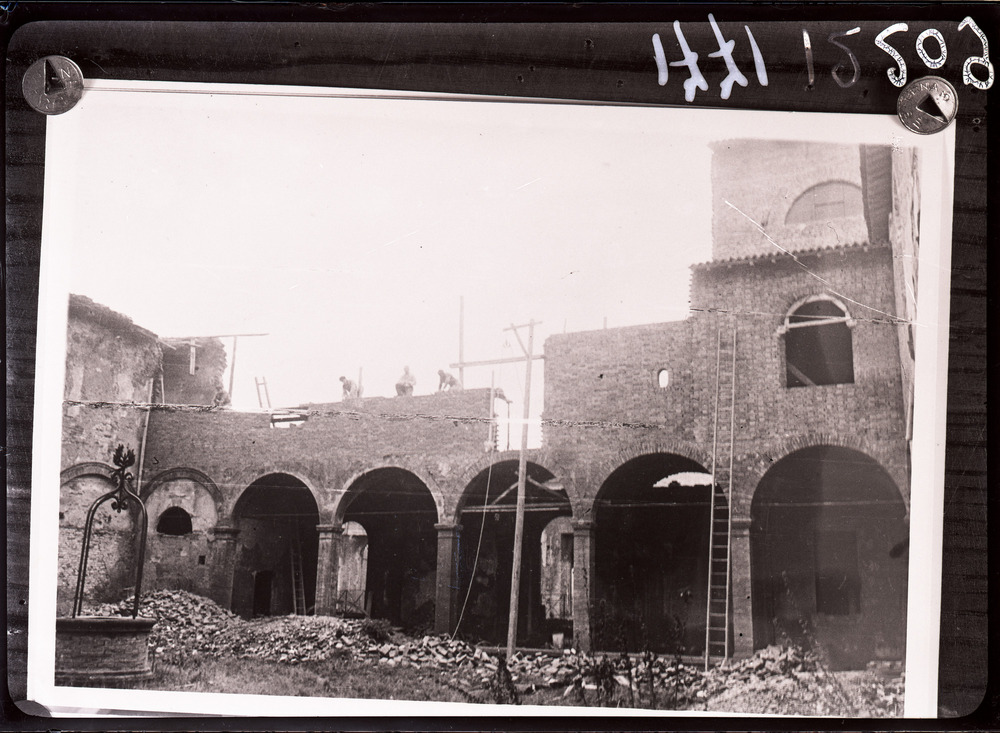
697, 645, 904, 716
93, 591, 901, 714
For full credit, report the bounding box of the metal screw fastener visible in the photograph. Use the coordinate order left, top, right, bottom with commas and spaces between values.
897, 76, 958, 135
22, 56, 84, 115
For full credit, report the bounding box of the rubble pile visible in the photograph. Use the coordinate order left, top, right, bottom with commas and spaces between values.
698, 645, 903, 716
93, 590, 242, 665
92, 592, 901, 713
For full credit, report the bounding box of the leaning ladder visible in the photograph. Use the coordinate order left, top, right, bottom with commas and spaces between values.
704, 325, 736, 669
290, 524, 307, 615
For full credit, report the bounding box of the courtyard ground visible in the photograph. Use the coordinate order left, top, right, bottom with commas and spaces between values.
93, 590, 904, 715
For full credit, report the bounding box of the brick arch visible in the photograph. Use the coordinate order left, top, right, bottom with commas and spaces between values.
60, 462, 115, 484
739, 433, 909, 518
224, 468, 325, 523
334, 463, 443, 527
449, 449, 569, 521
592, 439, 713, 485
141, 467, 224, 516
582, 440, 715, 522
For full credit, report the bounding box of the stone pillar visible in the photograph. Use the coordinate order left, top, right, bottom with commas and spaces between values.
434, 522, 462, 635
571, 519, 596, 652
207, 525, 240, 610
314, 524, 344, 616
731, 517, 754, 658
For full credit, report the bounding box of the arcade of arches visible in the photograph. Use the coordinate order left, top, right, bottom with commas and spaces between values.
147, 445, 907, 669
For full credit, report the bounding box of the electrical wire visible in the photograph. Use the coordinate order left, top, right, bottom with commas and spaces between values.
450, 440, 496, 640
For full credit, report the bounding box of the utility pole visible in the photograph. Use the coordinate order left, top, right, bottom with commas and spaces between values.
503, 319, 536, 657
448, 309, 543, 658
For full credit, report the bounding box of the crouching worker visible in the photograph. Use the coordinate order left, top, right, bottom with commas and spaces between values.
437, 369, 463, 392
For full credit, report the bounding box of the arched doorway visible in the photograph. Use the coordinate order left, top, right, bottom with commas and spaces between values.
231, 474, 319, 618
750, 446, 908, 669
339, 468, 438, 630
456, 460, 569, 647
594, 453, 714, 655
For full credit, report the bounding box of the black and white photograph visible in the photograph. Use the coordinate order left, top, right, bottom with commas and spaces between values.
27, 79, 955, 718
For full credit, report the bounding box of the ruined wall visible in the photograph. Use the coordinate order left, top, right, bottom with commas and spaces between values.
161, 337, 228, 406
710, 140, 869, 262
62, 295, 161, 469
60, 296, 162, 613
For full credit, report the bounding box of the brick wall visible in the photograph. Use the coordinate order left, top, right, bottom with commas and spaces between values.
143, 477, 219, 597
142, 388, 496, 522
543, 243, 908, 517
710, 140, 870, 262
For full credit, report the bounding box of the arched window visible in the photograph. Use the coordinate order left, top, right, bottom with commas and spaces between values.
785, 181, 863, 225
156, 506, 193, 535
657, 369, 670, 388
781, 297, 855, 388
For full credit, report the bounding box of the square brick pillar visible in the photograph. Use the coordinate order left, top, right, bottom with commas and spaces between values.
314, 524, 344, 616
207, 525, 240, 610
434, 523, 462, 635
571, 519, 596, 652
731, 517, 754, 658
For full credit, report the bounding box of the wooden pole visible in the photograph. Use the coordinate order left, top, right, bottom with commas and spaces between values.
506, 320, 536, 657
459, 295, 465, 387
228, 336, 239, 402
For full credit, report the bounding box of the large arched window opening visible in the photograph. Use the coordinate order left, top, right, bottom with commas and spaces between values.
785, 180, 864, 225
750, 446, 908, 670
156, 506, 193, 536
781, 296, 855, 388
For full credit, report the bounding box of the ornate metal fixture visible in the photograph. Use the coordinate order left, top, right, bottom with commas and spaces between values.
71, 445, 149, 618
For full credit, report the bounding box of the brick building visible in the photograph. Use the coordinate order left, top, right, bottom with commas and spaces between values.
58, 140, 915, 670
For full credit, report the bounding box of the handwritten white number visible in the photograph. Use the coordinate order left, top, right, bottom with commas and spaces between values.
652, 33, 669, 86
707, 14, 748, 100
669, 21, 709, 102
958, 16, 994, 90
744, 26, 768, 86
876, 23, 909, 87
915, 28, 947, 69
829, 27, 862, 88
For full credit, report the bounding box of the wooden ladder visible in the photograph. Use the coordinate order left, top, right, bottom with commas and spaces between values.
705, 325, 736, 669
290, 525, 307, 616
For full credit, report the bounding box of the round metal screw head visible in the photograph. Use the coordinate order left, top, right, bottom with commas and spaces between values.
897, 76, 958, 135
22, 56, 84, 115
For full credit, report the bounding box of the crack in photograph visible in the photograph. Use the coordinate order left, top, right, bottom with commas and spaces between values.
31, 80, 952, 717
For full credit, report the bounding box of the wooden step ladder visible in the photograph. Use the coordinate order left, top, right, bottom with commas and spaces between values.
290, 525, 307, 616
705, 325, 736, 669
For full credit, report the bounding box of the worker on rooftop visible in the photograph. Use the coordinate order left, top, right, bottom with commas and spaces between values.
340, 376, 359, 400
395, 366, 416, 396
437, 369, 463, 392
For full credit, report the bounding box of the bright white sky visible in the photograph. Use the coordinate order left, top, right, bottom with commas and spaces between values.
48, 83, 717, 425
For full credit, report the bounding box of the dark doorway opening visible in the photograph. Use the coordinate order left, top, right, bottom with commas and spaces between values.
231, 474, 319, 618
750, 446, 908, 670
594, 453, 714, 656
253, 570, 274, 616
